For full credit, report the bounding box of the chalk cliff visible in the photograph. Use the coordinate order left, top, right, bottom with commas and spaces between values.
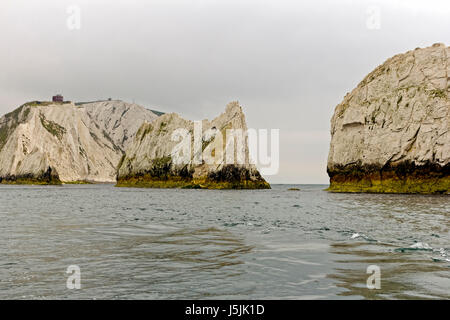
116, 101, 270, 189
80, 100, 158, 151
0, 100, 158, 184
327, 43, 449, 194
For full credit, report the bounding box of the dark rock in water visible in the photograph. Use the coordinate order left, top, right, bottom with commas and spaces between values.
0, 166, 61, 185
327, 161, 450, 194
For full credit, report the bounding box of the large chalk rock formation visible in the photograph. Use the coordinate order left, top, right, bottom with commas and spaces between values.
117, 101, 270, 189
327, 43, 449, 194
0, 100, 158, 184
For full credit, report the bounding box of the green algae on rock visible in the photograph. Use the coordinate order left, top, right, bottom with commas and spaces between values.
327, 162, 450, 194
0, 167, 62, 185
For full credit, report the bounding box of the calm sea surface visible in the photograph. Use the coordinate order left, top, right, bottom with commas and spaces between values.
0, 184, 448, 299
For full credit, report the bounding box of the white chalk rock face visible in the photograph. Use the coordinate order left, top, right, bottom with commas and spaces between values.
117, 101, 270, 189
0, 100, 158, 184
81, 100, 158, 150
327, 43, 449, 194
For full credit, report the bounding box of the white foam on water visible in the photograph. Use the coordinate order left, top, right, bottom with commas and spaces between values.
410, 242, 433, 250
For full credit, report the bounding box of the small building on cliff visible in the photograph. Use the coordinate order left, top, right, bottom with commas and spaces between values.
52, 94, 64, 102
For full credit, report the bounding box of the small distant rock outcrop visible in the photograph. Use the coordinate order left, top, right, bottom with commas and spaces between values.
0, 100, 158, 184
116, 101, 270, 189
327, 44, 449, 194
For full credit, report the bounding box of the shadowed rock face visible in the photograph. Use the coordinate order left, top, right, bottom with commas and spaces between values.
116, 101, 270, 189
328, 43, 450, 194
0, 100, 158, 184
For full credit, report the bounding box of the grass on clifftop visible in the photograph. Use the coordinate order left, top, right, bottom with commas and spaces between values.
24, 101, 71, 107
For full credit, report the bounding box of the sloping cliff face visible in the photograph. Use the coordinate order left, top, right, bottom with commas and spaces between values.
0, 100, 157, 184
116, 101, 270, 189
327, 43, 449, 194
81, 100, 158, 151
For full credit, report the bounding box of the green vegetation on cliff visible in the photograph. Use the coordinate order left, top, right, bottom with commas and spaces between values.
39, 113, 67, 140
0, 105, 31, 152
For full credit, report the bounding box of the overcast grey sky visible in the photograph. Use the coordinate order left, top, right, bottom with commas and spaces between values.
1, 0, 449, 183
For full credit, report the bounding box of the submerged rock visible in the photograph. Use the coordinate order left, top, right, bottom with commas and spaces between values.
0, 100, 158, 184
327, 43, 449, 194
116, 101, 270, 189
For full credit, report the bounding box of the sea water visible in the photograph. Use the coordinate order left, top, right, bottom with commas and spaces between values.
0, 184, 448, 299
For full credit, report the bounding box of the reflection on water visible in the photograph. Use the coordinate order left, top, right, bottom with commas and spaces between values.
0, 184, 448, 299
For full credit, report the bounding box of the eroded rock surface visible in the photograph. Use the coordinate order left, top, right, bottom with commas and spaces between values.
0, 100, 158, 184
327, 43, 449, 193
117, 101, 270, 189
